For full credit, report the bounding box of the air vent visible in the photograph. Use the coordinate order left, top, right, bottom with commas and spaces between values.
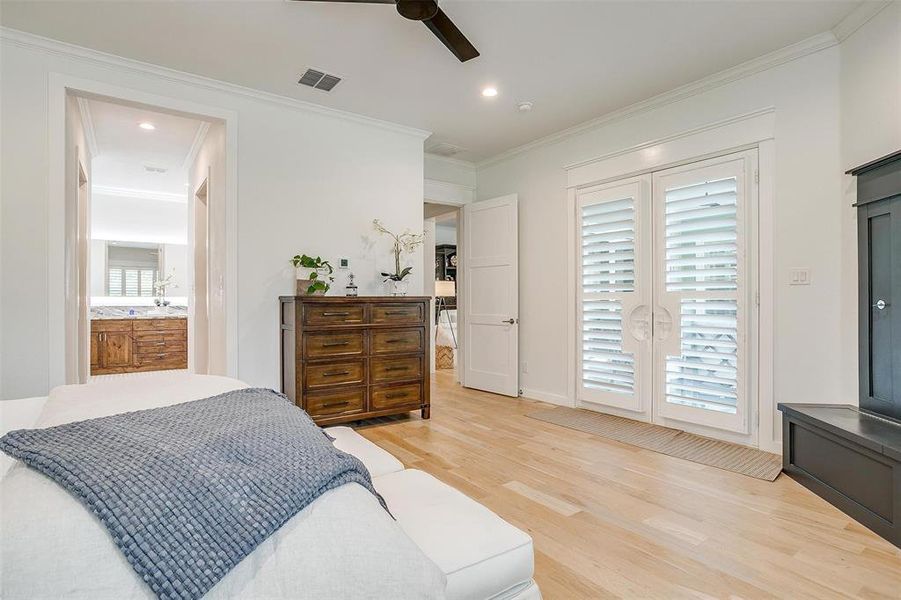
427, 142, 464, 157
298, 68, 342, 92
144, 165, 167, 174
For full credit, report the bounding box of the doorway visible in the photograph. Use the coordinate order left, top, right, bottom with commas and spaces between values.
575, 150, 759, 444
425, 203, 460, 381
65, 91, 225, 378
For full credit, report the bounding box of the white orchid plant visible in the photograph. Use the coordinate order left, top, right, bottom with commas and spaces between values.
373, 219, 424, 282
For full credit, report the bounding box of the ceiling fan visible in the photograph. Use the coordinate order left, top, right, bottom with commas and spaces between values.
293, 0, 479, 62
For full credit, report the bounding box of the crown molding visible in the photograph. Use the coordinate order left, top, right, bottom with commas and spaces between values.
181, 121, 211, 171
477, 31, 838, 169
424, 152, 477, 170
0, 27, 431, 141
831, 1, 892, 42
93, 185, 188, 203
74, 96, 99, 157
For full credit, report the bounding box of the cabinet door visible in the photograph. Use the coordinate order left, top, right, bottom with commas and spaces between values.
860, 196, 901, 419
90, 332, 100, 368
102, 332, 134, 368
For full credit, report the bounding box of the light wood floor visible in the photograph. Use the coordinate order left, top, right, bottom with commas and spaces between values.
359, 371, 901, 600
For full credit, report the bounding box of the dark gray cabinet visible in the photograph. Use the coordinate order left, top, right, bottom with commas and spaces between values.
856, 152, 901, 421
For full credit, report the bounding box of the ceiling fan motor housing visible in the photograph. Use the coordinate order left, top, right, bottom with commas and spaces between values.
396, 0, 439, 21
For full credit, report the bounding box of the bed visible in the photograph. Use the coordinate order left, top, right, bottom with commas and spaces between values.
0, 372, 540, 600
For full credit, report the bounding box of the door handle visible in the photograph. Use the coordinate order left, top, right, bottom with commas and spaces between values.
873, 299, 889, 310
502, 318, 517, 324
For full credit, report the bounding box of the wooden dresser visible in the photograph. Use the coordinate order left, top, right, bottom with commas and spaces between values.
91, 317, 188, 375
279, 296, 430, 425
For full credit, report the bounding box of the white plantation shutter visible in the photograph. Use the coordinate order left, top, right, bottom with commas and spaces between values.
653, 153, 752, 434
579, 181, 646, 408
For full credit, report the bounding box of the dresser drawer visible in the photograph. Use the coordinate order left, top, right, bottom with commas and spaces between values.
305, 387, 365, 418
91, 319, 132, 333
303, 304, 365, 326
305, 360, 365, 389
133, 330, 187, 343
371, 328, 423, 355
371, 383, 422, 411
133, 318, 187, 331
370, 356, 422, 384
304, 331, 365, 359
371, 304, 424, 325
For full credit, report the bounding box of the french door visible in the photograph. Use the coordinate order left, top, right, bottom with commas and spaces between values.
577, 150, 757, 440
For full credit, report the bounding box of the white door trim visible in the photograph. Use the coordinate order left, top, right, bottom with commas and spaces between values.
48, 73, 239, 387
564, 111, 776, 450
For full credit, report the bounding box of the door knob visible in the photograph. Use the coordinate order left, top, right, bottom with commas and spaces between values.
873, 299, 888, 310
502, 318, 517, 324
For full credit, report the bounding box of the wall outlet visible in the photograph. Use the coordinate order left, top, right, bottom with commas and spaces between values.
789, 268, 810, 285
521, 361, 529, 374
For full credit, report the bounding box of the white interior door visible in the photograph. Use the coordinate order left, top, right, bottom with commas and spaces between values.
577, 177, 652, 416
652, 151, 757, 435
463, 194, 519, 396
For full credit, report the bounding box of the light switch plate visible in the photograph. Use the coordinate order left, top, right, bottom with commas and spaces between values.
790, 268, 810, 285
338, 258, 350, 269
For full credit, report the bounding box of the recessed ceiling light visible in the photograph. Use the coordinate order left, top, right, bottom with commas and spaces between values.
481, 87, 498, 98
518, 102, 533, 112
138, 122, 155, 130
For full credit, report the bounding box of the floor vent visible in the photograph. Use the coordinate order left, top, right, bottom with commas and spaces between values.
298, 68, 342, 92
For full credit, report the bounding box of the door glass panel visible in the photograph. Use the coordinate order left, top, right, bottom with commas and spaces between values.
666, 299, 738, 413
665, 177, 737, 292
581, 196, 636, 397
582, 299, 634, 394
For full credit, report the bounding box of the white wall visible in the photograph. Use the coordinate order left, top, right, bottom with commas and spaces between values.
91, 193, 188, 245
89, 239, 106, 296
0, 31, 426, 398
162, 244, 188, 295
838, 2, 901, 402
425, 153, 476, 188
477, 45, 846, 450
435, 223, 456, 245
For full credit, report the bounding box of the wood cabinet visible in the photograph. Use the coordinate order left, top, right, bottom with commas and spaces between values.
280, 296, 430, 425
90, 317, 187, 374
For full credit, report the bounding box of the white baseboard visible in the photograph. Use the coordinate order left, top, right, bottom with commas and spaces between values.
520, 388, 574, 407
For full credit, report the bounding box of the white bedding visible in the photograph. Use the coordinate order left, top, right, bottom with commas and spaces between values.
1, 373, 446, 599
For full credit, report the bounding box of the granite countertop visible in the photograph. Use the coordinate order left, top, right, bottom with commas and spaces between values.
90, 306, 188, 320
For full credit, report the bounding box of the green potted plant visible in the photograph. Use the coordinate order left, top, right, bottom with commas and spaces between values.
292, 254, 334, 295
373, 219, 424, 296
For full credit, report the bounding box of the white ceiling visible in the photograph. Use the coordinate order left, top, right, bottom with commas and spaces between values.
86, 97, 205, 195
4, 1, 859, 161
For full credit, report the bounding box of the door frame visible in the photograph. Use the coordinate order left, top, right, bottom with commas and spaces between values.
49, 74, 239, 387
564, 109, 777, 451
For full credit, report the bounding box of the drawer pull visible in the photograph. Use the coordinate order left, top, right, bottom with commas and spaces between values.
385, 339, 403, 344
385, 366, 408, 372
322, 311, 350, 317
156, 353, 167, 358
322, 400, 350, 409
323, 370, 351, 377
384, 311, 408, 316
322, 340, 351, 347
385, 392, 408, 399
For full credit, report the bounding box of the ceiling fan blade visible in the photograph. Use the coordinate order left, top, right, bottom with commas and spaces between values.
423, 8, 479, 62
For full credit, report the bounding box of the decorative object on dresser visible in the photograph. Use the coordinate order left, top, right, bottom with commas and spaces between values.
91, 317, 187, 375
292, 254, 335, 295
280, 296, 430, 425
780, 150, 901, 548
373, 219, 424, 296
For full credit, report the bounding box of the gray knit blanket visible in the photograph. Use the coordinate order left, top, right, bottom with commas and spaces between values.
0, 387, 387, 600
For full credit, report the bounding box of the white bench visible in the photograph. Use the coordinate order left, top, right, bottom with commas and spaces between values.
328, 426, 540, 600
